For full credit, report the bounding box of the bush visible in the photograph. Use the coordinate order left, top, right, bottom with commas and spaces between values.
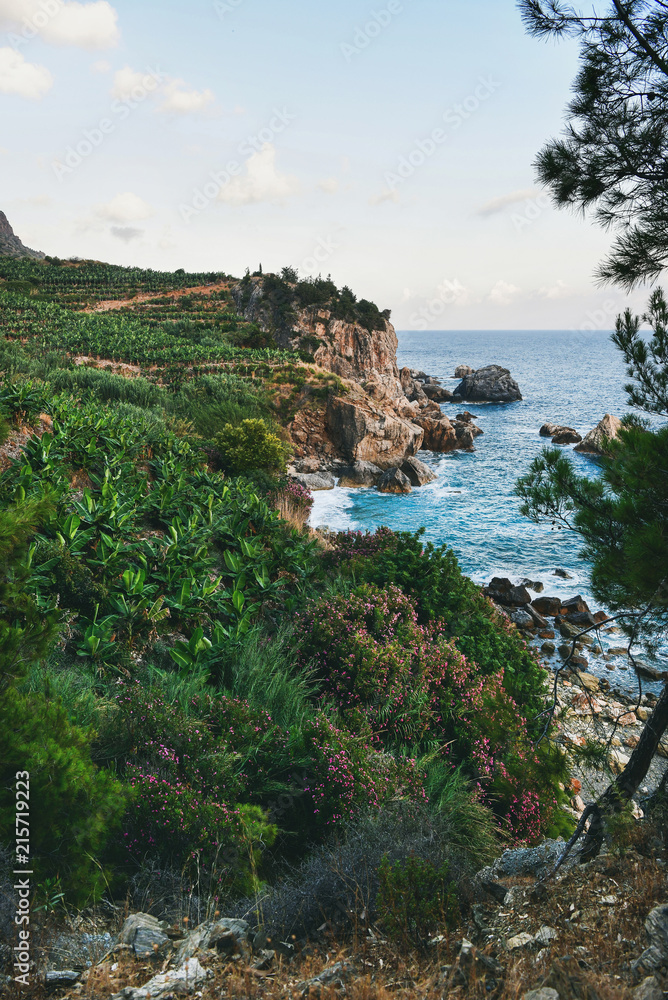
215, 418, 292, 475
327, 528, 548, 722
0, 690, 127, 905
377, 853, 459, 948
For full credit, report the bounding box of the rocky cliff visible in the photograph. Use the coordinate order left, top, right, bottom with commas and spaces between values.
232, 274, 480, 475
0, 211, 44, 260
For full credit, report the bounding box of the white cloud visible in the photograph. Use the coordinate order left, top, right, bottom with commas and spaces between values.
110, 65, 149, 101
0, 47, 52, 99
95, 192, 153, 222
539, 279, 570, 300
110, 225, 143, 242
0, 1, 120, 50
489, 280, 521, 306
318, 177, 339, 194
157, 78, 214, 114
91, 58, 111, 73
477, 188, 540, 217
218, 144, 299, 206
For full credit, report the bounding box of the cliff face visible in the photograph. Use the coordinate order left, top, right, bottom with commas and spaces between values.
0, 211, 44, 260
232, 275, 476, 472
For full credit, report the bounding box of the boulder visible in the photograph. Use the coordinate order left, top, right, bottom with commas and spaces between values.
575, 414, 622, 455
298, 961, 355, 997
633, 978, 663, 1000
118, 914, 170, 948
454, 364, 522, 403
417, 413, 458, 452
540, 423, 559, 437
521, 578, 544, 593
455, 365, 475, 377
111, 958, 209, 1000
456, 411, 478, 422
508, 608, 536, 630
337, 461, 383, 487
400, 456, 437, 486
551, 427, 582, 445
484, 577, 531, 607
46, 971, 81, 988
292, 472, 335, 491
326, 392, 423, 469
378, 468, 412, 494
523, 991, 560, 1000
533, 596, 562, 617
133, 926, 170, 958
422, 383, 454, 402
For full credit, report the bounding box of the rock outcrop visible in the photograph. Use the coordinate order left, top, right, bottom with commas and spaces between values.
0, 211, 44, 260
337, 461, 384, 487
454, 365, 522, 403
575, 413, 622, 455
401, 456, 436, 486
539, 423, 582, 445
326, 385, 424, 469
455, 364, 475, 377
378, 467, 412, 494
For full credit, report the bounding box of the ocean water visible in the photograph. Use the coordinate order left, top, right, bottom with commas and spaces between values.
310, 329, 666, 692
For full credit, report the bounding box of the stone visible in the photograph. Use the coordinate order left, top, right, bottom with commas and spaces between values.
609, 749, 630, 774
551, 427, 583, 445
400, 456, 437, 486
422, 383, 454, 402
46, 971, 81, 988
455, 364, 475, 377
118, 914, 169, 947
378, 467, 412, 494
636, 661, 666, 682
632, 977, 663, 1000
292, 472, 335, 491
298, 960, 355, 996
553, 568, 573, 579
454, 364, 522, 402
133, 926, 170, 958
337, 461, 383, 487
484, 577, 531, 607
533, 596, 563, 617
542, 642, 556, 655
417, 413, 459, 451
575, 414, 622, 455
111, 957, 209, 1000
578, 672, 600, 692
540, 423, 559, 437
491, 839, 570, 879
326, 391, 423, 469
558, 643, 573, 658
523, 991, 560, 1000
561, 595, 591, 615
509, 608, 536, 630
526, 604, 550, 629
522, 578, 545, 593
534, 926, 558, 946
507, 932, 535, 950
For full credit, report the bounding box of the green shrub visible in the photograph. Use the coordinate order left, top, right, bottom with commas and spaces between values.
215, 418, 291, 474
0, 690, 127, 905
377, 853, 460, 948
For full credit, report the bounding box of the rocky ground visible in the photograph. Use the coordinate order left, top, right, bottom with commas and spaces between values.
6, 831, 668, 1000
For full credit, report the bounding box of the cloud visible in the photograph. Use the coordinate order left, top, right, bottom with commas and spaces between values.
91, 58, 111, 73
111, 65, 214, 116
95, 192, 153, 222
538, 279, 570, 300
477, 188, 540, 217
110, 225, 143, 242
489, 280, 521, 306
157, 78, 214, 114
218, 144, 299, 205
0, 47, 52, 99
318, 178, 339, 194
0, 0, 120, 49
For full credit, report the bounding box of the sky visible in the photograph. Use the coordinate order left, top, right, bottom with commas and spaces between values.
0, 0, 651, 329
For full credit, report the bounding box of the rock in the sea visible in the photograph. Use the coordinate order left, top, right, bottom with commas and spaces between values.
575, 413, 622, 455
455, 365, 475, 377
551, 427, 582, 445
532, 596, 562, 617
454, 364, 522, 403
422, 383, 454, 402
540, 423, 559, 437
401, 456, 436, 486
337, 461, 383, 487
484, 577, 531, 607
417, 413, 458, 451
292, 472, 335, 491
378, 468, 412, 494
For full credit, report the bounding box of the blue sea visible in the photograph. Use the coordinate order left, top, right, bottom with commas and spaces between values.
310, 329, 666, 692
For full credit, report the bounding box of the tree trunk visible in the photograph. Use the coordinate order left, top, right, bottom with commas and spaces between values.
580, 680, 668, 860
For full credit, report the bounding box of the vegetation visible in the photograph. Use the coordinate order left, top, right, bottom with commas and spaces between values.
520, 0, 668, 287
0, 259, 565, 931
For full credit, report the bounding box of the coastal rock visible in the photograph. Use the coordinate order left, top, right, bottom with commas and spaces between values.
401, 456, 437, 486
455, 365, 475, 377
416, 413, 458, 452
540, 423, 559, 437
422, 383, 454, 402
337, 461, 383, 487
292, 472, 335, 491
575, 414, 622, 455
551, 427, 582, 445
484, 577, 531, 607
453, 364, 522, 403
326, 389, 423, 469
378, 467, 412, 494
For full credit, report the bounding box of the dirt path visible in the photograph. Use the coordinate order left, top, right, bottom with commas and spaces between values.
85, 281, 231, 314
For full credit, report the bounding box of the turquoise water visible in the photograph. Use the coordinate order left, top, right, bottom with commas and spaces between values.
310, 329, 666, 689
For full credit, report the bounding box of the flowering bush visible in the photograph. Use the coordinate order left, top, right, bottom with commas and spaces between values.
295, 585, 566, 841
